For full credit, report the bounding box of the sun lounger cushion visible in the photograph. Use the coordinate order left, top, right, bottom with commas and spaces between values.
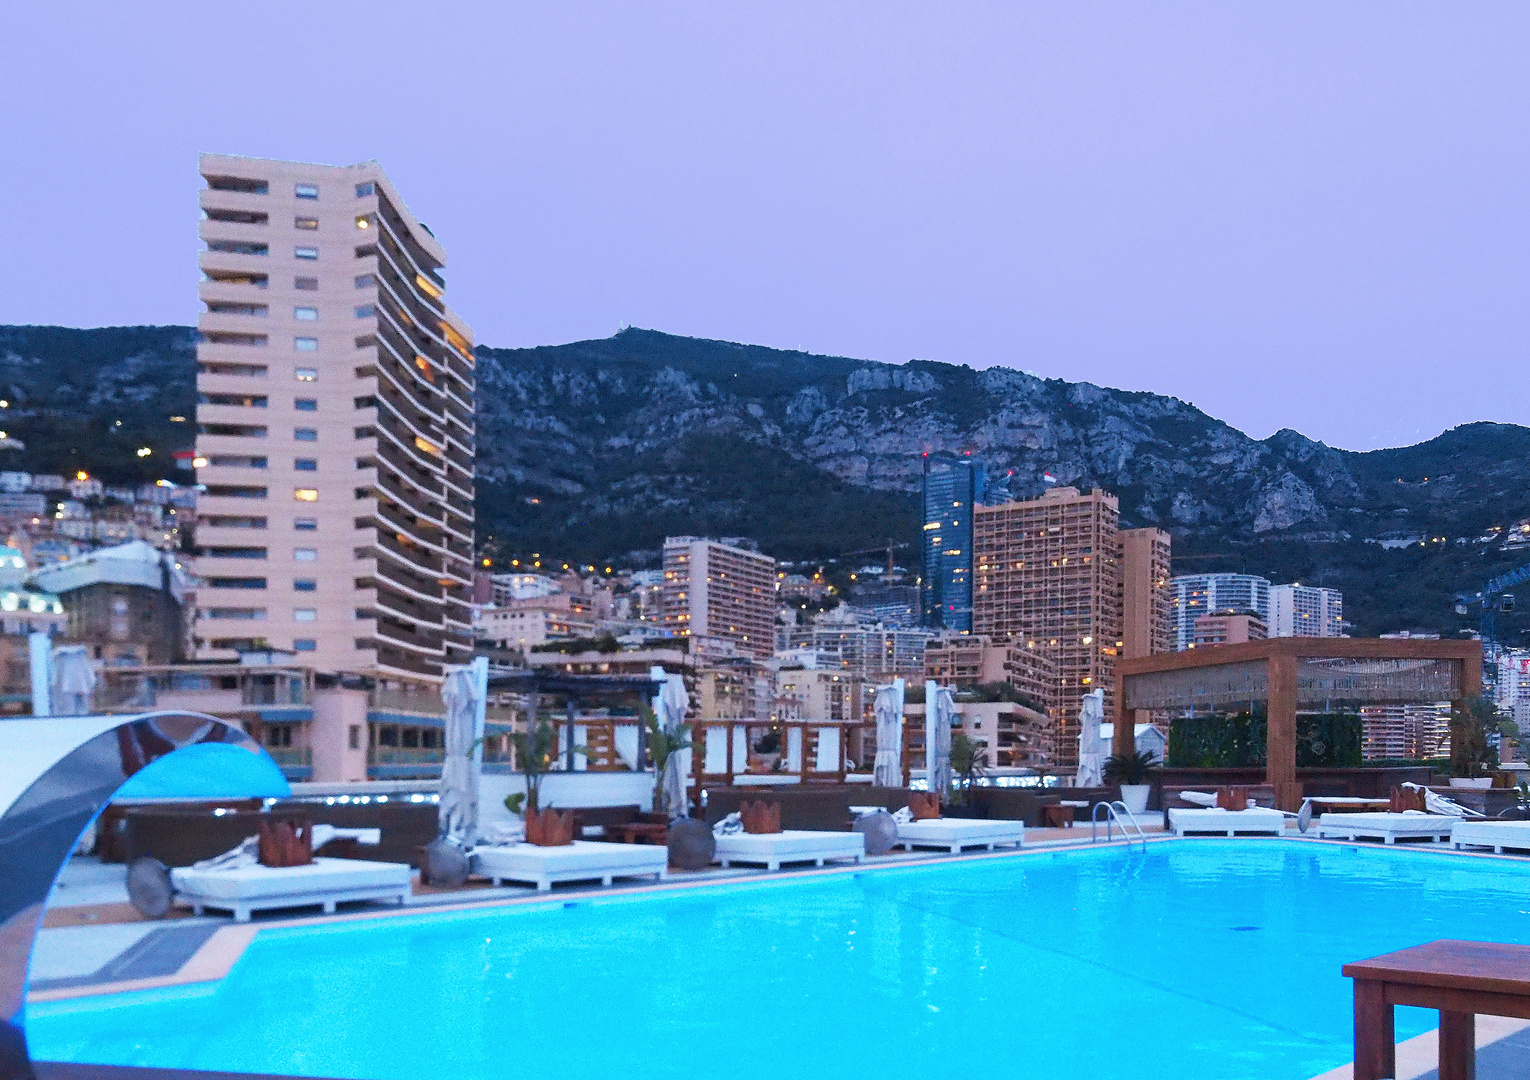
894, 819, 1026, 852
170, 857, 412, 921
1452, 820, 1530, 853
472, 840, 667, 891
1314, 812, 1457, 844
1167, 807, 1285, 837
713, 829, 865, 869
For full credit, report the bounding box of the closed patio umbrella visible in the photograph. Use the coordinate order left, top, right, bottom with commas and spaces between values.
51, 646, 96, 717
1075, 689, 1106, 788
653, 671, 690, 816
872, 680, 904, 787
439, 657, 488, 847
925, 680, 954, 801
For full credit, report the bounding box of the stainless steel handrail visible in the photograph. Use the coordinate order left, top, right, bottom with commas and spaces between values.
1091, 800, 1148, 850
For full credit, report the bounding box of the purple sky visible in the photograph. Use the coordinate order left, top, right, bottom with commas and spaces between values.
3, 2, 1528, 451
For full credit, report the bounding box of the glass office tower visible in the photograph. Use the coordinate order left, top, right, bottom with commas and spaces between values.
920, 454, 986, 631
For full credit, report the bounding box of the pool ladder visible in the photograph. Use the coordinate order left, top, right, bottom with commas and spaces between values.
1091, 801, 1148, 850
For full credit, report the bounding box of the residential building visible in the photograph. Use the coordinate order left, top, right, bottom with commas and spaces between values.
1269, 584, 1344, 638
1360, 703, 1451, 761
848, 581, 920, 627
972, 486, 1121, 766
661, 537, 776, 660
1191, 609, 1268, 647
30, 540, 191, 665
0, 548, 67, 715
475, 594, 597, 653
780, 614, 932, 681
1121, 528, 1173, 659
772, 667, 868, 724
923, 633, 1057, 717
1496, 651, 1530, 732
193, 153, 475, 686
1169, 573, 1272, 651
920, 454, 986, 631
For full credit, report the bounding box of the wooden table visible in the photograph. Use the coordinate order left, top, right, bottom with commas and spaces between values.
1344, 939, 1530, 1080
604, 822, 669, 846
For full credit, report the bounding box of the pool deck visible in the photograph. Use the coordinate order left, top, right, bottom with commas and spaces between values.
30, 823, 1530, 1080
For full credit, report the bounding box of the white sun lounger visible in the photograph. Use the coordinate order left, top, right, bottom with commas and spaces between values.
1451, 820, 1530, 854
894, 819, 1026, 853
170, 857, 412, 922
472, 841, 668, 891
1315, 812, 1458, 844
713, 830, 865, 870
1167, 807, 1286, 837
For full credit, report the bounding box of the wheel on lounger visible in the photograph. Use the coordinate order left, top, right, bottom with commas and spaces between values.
667, 817, 716, 871
853, 810, 898, 856
126, 856, 174, 919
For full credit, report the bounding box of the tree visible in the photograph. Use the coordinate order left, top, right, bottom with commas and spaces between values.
503, 716, 561, 814
949, 733, 989, 806
1451, 695, 1507, 779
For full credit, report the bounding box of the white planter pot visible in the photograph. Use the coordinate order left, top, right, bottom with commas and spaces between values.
1119, 785, 1151, 815
1448, 777, 1493, 790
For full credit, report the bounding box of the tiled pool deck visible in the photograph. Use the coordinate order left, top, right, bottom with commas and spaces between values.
29, 825, 1530, 1080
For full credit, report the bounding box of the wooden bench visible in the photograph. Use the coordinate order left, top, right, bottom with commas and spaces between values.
1344, 939, 1530, 1080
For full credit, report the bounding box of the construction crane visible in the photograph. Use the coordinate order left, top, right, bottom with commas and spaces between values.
839, 540, 911, 578
1455, 561, 1530, 646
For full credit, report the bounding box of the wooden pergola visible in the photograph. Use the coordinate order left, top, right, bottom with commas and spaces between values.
1114, 638, 1482, 810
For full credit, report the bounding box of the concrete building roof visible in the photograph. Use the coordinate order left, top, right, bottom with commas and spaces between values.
29, 540, 190, 604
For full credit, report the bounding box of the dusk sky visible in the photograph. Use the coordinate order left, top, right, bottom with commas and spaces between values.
3, 2, 1528, 451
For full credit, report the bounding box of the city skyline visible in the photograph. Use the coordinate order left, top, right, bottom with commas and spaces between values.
4, 4, 1530, 452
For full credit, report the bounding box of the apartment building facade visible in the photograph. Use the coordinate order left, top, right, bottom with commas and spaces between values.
661, 537, 776, 660
1121, 528, 1173, 659
972, 486, 1122, 766
1169, 573, 1272, 651
1269, 584, 1344, 638
923, 633, 1058, 717
194, 154, 474, 688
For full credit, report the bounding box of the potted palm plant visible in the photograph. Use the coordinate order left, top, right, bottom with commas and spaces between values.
1103, 749, 1158, 815
1449, 695, 1503, 789
947, 733, 990, 816
643, 707, 693, 816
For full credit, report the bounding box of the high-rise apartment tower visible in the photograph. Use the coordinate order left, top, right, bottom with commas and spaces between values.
661, 537, 776, 660
920, 454, 986, 632
1169, 573, 1272, 651
972, 486, 1123, 766
1269, 584, 1344, 638
194, 154, 475, 687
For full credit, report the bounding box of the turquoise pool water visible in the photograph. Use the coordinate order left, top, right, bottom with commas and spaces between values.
28, 840, 1530, 1080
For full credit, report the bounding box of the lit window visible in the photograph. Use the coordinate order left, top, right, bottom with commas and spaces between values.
294, 488, 318, 501
295, 367, 317, 381
355, 182, 374, 197
295, 184, 318, 199
295, 246, 318, 260
294, 307, 318, 321
293, 608, 317, 621
294, 276, 318, 291
294, 517, 317, 531
294, 427, 317, 441
295, 458, 317, 471
294, 548, 318, 561
354, 305, 374, 318
294, 337, 317, 351
295, 398, 317, 411
294, 579, 317, 591
294, 638, 317, 651
294, 217, 319, 230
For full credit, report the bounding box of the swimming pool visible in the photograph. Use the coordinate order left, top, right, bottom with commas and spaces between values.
28, 840, 1530, 1080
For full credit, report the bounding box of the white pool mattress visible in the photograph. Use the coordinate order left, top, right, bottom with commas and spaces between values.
1452, 820, 1530, 853
170, 857, 410, 901
895, 819, 1026, 851
473, 840, 667, 890
1167, 807, 1285, 836
713, 830, 865, 868
1315, 812, 1457, 843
